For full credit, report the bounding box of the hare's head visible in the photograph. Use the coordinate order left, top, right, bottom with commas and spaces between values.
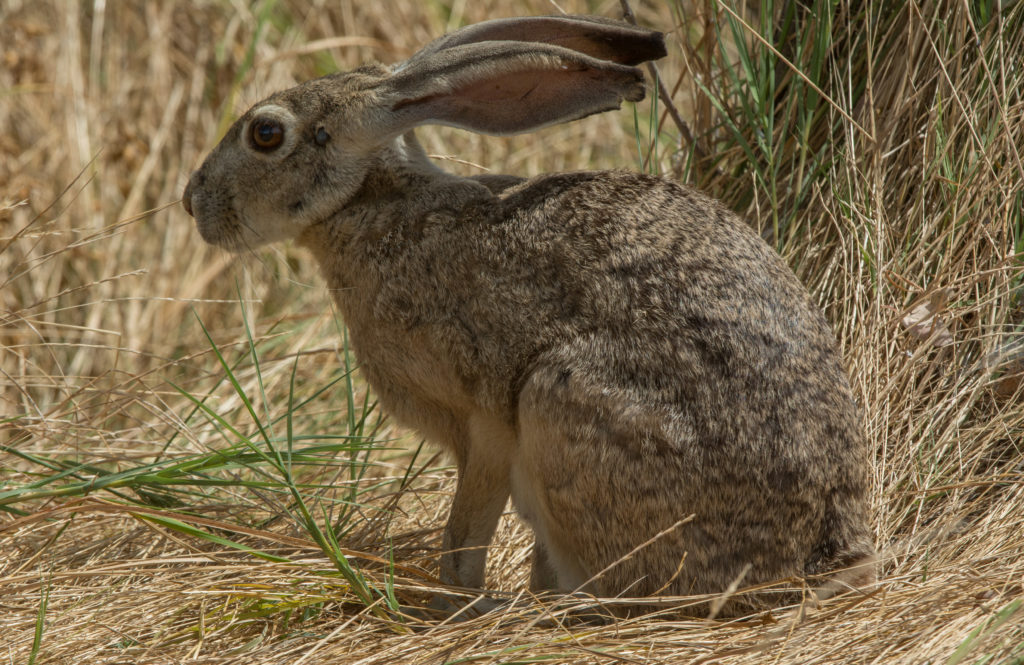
183, 15, 666, 251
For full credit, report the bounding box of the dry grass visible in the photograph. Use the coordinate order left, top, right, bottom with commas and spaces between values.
2, 0, 1024, 663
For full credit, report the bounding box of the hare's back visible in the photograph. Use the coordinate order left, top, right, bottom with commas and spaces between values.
494, 170, 851, 403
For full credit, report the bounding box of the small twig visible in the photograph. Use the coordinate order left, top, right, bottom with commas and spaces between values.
707, 562, 752, 619
577, 515, 695, 595
618, 0, 708, 169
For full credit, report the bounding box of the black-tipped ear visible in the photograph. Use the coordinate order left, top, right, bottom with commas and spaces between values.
402, 15, 666, 68
371, 41, 648, 138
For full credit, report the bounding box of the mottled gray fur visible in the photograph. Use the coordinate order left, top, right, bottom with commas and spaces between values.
183, 15, 875, 616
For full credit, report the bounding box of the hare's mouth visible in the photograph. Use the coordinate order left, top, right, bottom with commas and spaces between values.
184, 179, 252, 252
195, 208, 247, 252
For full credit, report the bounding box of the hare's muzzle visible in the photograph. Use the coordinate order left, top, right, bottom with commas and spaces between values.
182, 179, 194, 217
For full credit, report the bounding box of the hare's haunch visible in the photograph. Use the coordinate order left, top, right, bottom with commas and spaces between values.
183, 15, 875, 617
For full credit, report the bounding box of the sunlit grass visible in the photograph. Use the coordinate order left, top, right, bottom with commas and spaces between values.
1, 0, 1022, 662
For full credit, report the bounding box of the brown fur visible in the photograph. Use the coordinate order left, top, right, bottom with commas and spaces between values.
183, 15, 875, 616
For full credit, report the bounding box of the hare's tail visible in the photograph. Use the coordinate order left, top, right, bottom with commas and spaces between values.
806, 488, 877, 598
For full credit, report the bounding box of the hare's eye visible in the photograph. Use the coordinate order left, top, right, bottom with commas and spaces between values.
251, 119, 284, 151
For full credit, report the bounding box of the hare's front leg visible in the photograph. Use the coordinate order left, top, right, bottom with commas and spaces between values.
529, 540, 559, 592
438, 413, 516, 591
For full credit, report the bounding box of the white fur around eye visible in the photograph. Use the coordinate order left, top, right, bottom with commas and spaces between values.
243, 104, 300, 157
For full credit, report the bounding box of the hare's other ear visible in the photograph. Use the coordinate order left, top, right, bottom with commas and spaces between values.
402, 15, 666, 68
372, 41, 654, 138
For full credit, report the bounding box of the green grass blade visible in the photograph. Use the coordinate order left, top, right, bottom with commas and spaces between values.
135, 513, 292, 563
28, 575, 49, 665
192, 310, 275, 451
237, 286, 276, 446
946, 597, 1024, 665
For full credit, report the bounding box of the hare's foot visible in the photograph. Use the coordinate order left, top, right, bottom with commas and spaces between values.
390, 591, 518, 624
428, 592, 506, 620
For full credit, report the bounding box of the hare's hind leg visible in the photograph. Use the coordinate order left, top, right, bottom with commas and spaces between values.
512, 448, 593, 594
512, 358, 702, 606
510, 373, 615, 598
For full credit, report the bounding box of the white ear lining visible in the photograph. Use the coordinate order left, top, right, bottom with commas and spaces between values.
377, 43, 647, 138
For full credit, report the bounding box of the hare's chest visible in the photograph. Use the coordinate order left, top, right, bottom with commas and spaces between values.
320, 220, 521, 428
336, 290, 486, 434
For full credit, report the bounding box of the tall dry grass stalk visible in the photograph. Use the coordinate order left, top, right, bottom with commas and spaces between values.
2, 0, 1023, 663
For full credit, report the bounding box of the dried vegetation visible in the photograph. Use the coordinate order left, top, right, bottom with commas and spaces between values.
1, 0, 1023, 663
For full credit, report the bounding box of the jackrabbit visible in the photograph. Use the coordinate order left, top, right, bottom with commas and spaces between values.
183, 15, 875, 616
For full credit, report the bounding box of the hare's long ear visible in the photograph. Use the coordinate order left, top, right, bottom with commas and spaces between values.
401, 15, 666, 68
371, 41, 656, 137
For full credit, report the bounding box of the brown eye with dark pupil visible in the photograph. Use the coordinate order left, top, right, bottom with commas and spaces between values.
252, 120, 284, 150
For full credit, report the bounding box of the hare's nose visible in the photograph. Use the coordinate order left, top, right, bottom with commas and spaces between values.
182, 179, 194, 217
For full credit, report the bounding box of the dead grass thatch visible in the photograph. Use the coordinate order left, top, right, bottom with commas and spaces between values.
2, 0, 1023, 663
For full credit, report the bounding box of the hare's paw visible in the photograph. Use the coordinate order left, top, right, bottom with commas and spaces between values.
397, 592, 512, 624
